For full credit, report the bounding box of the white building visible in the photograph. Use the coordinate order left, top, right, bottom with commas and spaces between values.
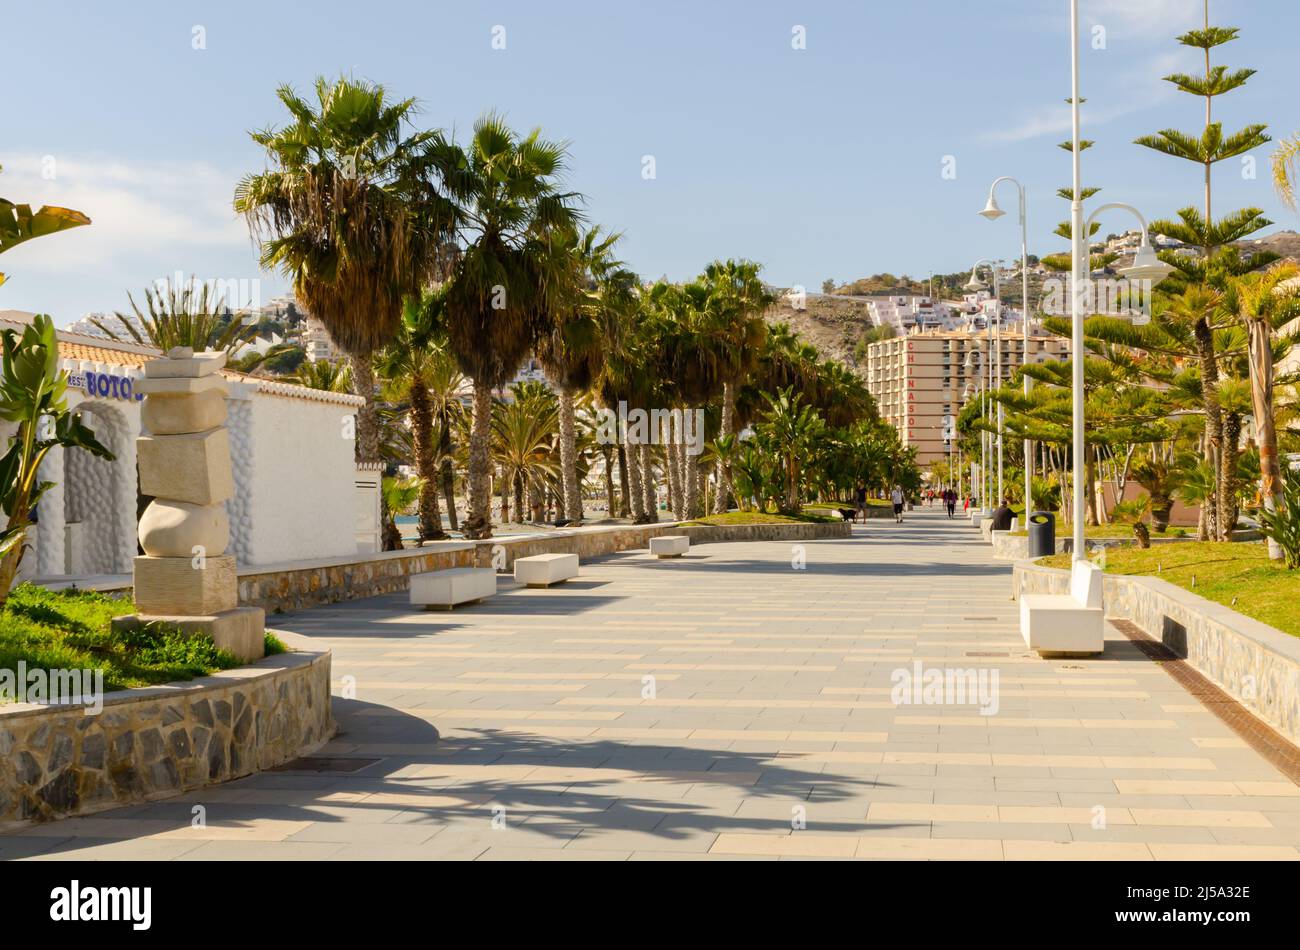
868, 296, 958, 334
302, 317, 336, 363
0, 313, 365, 580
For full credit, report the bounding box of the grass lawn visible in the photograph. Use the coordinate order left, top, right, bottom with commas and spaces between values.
1010, 521, 1189, 540
684, 511, 837, 526
1040, 541, 1299, 637
0, 584, 283, 695
806, 498, 893, 510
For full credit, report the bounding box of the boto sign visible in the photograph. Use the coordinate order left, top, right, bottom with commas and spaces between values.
67, 370, 144, 402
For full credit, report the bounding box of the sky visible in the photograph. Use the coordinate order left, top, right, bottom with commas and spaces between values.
3, 0, 1298, 326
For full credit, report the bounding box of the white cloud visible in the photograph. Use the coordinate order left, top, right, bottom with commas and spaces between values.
0, 152, 254, 284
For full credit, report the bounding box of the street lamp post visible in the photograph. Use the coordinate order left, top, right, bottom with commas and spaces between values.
966, 260, 1002, 515
1065, 0, 1174, 560
980, 177, 1033, 515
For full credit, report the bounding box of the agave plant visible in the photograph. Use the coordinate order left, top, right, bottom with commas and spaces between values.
91, 278, 258, 355
1258, 472, 1300, 569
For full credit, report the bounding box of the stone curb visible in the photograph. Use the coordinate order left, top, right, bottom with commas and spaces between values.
1013, 558, 1300, 746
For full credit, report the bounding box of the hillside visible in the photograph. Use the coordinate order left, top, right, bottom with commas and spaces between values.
763, 293, 876, 368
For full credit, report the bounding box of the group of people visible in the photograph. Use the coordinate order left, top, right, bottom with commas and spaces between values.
851, 484, 1014, 526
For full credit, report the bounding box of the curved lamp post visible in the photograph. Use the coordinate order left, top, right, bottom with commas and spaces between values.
980, 177, 1035, 515
1066, 0, 1176, 560
965, 259, 1003, 515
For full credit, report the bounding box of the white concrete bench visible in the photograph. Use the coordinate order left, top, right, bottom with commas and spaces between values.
410, 567, 497, 609
515, 552, 579, 587
1019, 559, 1105, 655
650, 535, 690, 558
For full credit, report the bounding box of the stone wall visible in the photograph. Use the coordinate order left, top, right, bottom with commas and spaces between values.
1013, 560, 1300, 746
0, 631, 332, 826
468, 520, 852, 571
239, 543, 477, 614
231, 520, 852, 611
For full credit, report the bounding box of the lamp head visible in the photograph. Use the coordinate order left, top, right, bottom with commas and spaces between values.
964, 267, 986, 292
979, 193, 1005, 220
1118, 241, 1178, 285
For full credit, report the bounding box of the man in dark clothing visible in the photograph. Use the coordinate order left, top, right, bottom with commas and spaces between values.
990, 498, 1015, 532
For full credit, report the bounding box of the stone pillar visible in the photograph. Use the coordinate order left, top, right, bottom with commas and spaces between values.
113, 347, 264, 661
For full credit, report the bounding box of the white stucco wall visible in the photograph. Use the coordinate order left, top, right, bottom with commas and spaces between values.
237, 387, 357, 565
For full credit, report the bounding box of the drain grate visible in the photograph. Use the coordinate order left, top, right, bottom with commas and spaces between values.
963, 617, 997, 621
270, 756, 381, 774
965, 651, 1010, 657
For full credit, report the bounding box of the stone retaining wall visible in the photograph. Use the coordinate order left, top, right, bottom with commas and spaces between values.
467, 520, 851, 571
1013, 560, 1300, 745
0, 631, 332, 826
233, 521, 849, 609
239, 543, 477, 614
88, 521, 852, 613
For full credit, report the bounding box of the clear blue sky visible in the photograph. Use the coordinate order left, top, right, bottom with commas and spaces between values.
4, 0, 1297, 324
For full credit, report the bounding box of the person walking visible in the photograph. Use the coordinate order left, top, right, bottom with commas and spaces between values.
890, 484, 905, 524
854, 483, 867, 524
945, 487, 958, 519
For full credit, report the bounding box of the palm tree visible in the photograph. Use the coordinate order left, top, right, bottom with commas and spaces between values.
492, 382, 560, 524
234, 76, 456, 463
439, 115, 582, 538
701, 260, 772, 513
295, 358, 353, 392
377, 288, 463, 541
1057, 285, 1238, 538
757, 387, 825, 514
381, 475, 422, 551
1230, 262, 1300, 558
535, 227, 632, 524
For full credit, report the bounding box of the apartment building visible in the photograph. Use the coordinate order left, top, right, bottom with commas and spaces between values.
865, 327, 1072, 463
303, 316, 336, 363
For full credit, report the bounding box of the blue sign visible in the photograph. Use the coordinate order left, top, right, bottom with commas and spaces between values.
68, 371, 143, 402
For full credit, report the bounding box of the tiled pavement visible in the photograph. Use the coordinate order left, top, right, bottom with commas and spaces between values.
5, 507, 1299, 861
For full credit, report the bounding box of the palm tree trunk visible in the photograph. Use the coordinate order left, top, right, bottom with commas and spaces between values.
601, 444, 616, 517
439, 423, 458, 531
558, 386, 582, 523
1219, 411, 1241, 539
641, 443, 657, 522
683, 446, 699, 519
463, 379, 494, 539
1249, 316, 1285, 559
616, 443, 632, 518
625, 437, 646, 522
666, 436, 682, 519
409, 379, 446, 542
713, 383, 735, 513
1194, 319, 1222, 540
349, 350, 380, 463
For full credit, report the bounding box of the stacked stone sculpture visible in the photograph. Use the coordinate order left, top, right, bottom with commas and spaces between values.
113, 347, 264, 661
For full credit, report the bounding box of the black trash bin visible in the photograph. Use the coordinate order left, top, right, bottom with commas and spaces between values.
1027, 512, 1055, 558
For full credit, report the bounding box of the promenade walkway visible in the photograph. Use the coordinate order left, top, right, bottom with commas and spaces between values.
4, 507, 1298, 860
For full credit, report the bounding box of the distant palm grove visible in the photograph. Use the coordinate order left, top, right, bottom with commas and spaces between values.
226, 77, 916, 543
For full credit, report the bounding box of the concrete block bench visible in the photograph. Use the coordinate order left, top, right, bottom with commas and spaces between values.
649, 535, 690, 558
515, 552, 579, 587
410, 567, 497, 609
1019, 559, 1104, 655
